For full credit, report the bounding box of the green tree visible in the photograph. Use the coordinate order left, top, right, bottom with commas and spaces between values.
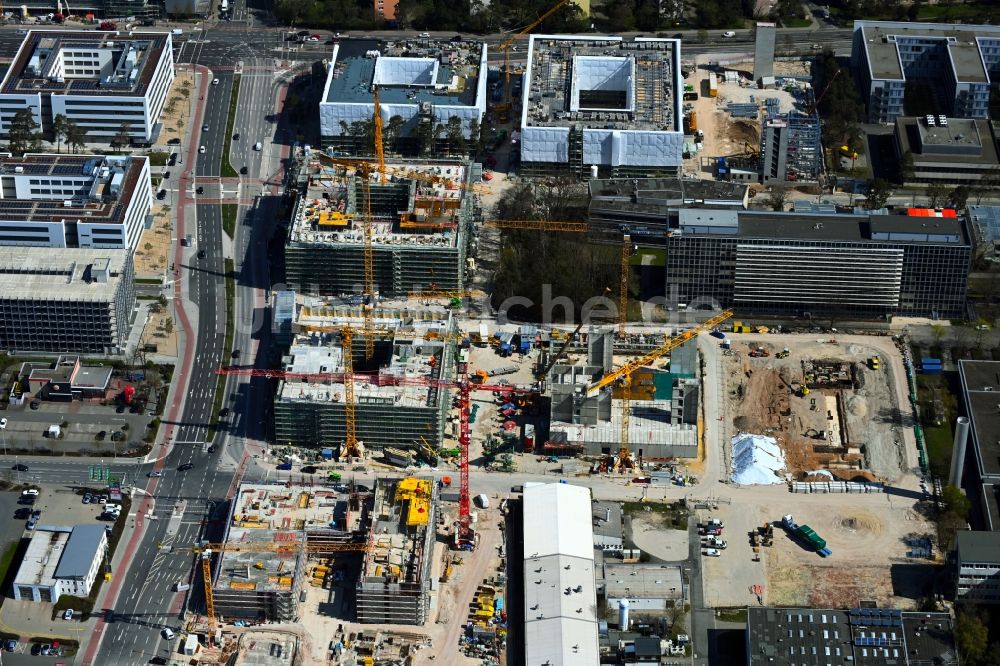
7, 108, 42, 157
926, 182, 948, 208
900, 150, 915, 183
414, 120, 435, 156
954, 612, 988, 664
111, 122, 132, 150
467, 117, 482, 155
445, 116, 467, 155
52, 113, 69, 154
947, 185, 970, 210
765, 188, 788, 212
385, 115, 405, 152
863, 178, 891, 210
941, 484, 970, 519
163, 317, 174, 335
66, 122, 86, 154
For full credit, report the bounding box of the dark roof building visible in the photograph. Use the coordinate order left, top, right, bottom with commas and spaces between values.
747, 607, 958, 665
958, 360, 1000, 529
662, 207, 971, 318
956, 531, 1000, 604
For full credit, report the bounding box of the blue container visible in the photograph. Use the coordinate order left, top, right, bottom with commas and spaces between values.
321, 448, 334, 460
921, 358, 942, 366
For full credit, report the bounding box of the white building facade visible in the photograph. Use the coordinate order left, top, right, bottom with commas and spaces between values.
0, 30, 175, 143
0, 153, 152, 250
12, 525, 108, 603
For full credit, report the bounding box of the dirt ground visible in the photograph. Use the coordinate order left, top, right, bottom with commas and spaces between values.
630, 514, 690, 561
134, 203, 173, 279
722, 335, 907, 482
139, 308, 179, 358
699, 493, 936, 610
155, 71, 195, 148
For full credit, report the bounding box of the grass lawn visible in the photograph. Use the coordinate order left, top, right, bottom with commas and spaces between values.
923, 423, 953, 479
221, 204, 237, 239
717, 608, 749, 623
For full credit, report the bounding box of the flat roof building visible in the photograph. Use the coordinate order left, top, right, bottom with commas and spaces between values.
20, 355, 113, 401
212, 483, 365, 622
523, 483, 599, 666
356, 477, 437, 625
319, 39, 486, 155
663, 207, 971, 318
958, 360, 1000, 530
894, 116, 1000, 185
284, 156, 475, 298
0, 153, 152, 251
0, 30, 175, 143
12, 524, 108, 603
747, 606, 958, 665
851, 21, 1000, 124
0, 247, 135, 353
521, 36, 684, 178
955, 530, 1000, 604
587, 177, 749, 242
272, 296, 456, 452
599, 562, 683, 613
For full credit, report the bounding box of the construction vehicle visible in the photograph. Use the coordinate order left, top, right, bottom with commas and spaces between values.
748, 346, 770, 358
495, 0, 572, 121
781, 515, 832, 557
868, 355, 880, 370
585, 310, 733, 470
731, 321, 751, 333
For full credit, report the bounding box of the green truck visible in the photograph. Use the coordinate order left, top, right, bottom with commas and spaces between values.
782, 515, 832, 557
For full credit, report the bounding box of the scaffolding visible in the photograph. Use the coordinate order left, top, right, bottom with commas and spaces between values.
355, 478, 437, 625
760, 111, 822, 183
284, 160, 477, 298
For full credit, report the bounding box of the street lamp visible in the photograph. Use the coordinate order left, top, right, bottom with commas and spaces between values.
0, 418, 6, 457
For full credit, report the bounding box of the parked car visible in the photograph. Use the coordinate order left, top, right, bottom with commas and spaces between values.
83, 494, 92, 504
233, 132, 240, 141
240, 166, 248, 175
14, 507, 30, 519
196, 186, 204, 194
702, 548, 721, 557
30, 644, 41, 656
0, 417, 6, 428
157, 189, 167, 200
21, 489, 39, 497
30, 400, 39, 410
722, 31, 736, 38
202, 124, 209, 132
219, 408, 230, 417
26, 517, 37, 530
199, 146, 206, 154
97, 430, 106, 440
63, 609, 73, 620
197, 249, 206, 259
4, 640, 16, 652
212, 78, 219, 85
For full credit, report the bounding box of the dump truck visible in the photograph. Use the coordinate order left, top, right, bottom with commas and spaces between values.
782, 515, 832, 556
868, 356, 880, 370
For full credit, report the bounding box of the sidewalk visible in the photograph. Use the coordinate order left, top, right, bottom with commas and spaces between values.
80, 64, 214, 666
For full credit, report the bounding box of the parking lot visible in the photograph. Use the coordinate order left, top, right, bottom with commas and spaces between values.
0, 400, 154, 457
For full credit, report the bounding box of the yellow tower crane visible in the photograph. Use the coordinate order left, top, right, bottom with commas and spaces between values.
587, 310, 734, 469
619, 234, 632, 337
496, 0, 573, 121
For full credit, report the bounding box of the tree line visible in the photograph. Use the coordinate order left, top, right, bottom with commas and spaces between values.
6, 108, 88, 156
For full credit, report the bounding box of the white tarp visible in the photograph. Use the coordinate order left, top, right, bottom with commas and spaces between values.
730, 433, 785, 485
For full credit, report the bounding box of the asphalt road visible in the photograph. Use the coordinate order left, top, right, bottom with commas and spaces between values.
92, 3, 289, 661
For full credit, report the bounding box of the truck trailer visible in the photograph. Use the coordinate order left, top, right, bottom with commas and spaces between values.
782, 515, 832, 556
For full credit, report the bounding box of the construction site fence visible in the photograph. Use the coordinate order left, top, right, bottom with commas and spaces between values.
789, 481, 884, 494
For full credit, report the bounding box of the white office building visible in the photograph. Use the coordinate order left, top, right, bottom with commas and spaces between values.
520, 35, 684, 178
0, 30, 175, 143
0, 153, 152, 251
319, 38, 487, 154
12, 525, 108, 603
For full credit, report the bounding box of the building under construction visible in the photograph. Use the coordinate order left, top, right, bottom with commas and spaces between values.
210, 483, 366, 623
355, 477, 437, 625
760, 111, 822, 184
272, 295, 457, 452
283, 157, 478, 298
520, 35, 684, 178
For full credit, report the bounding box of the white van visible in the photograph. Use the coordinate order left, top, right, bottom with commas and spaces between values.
171, 28, 183, 35
162, 628, 175, 639
174, 581, 191, 592
253, 142, 262, 151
